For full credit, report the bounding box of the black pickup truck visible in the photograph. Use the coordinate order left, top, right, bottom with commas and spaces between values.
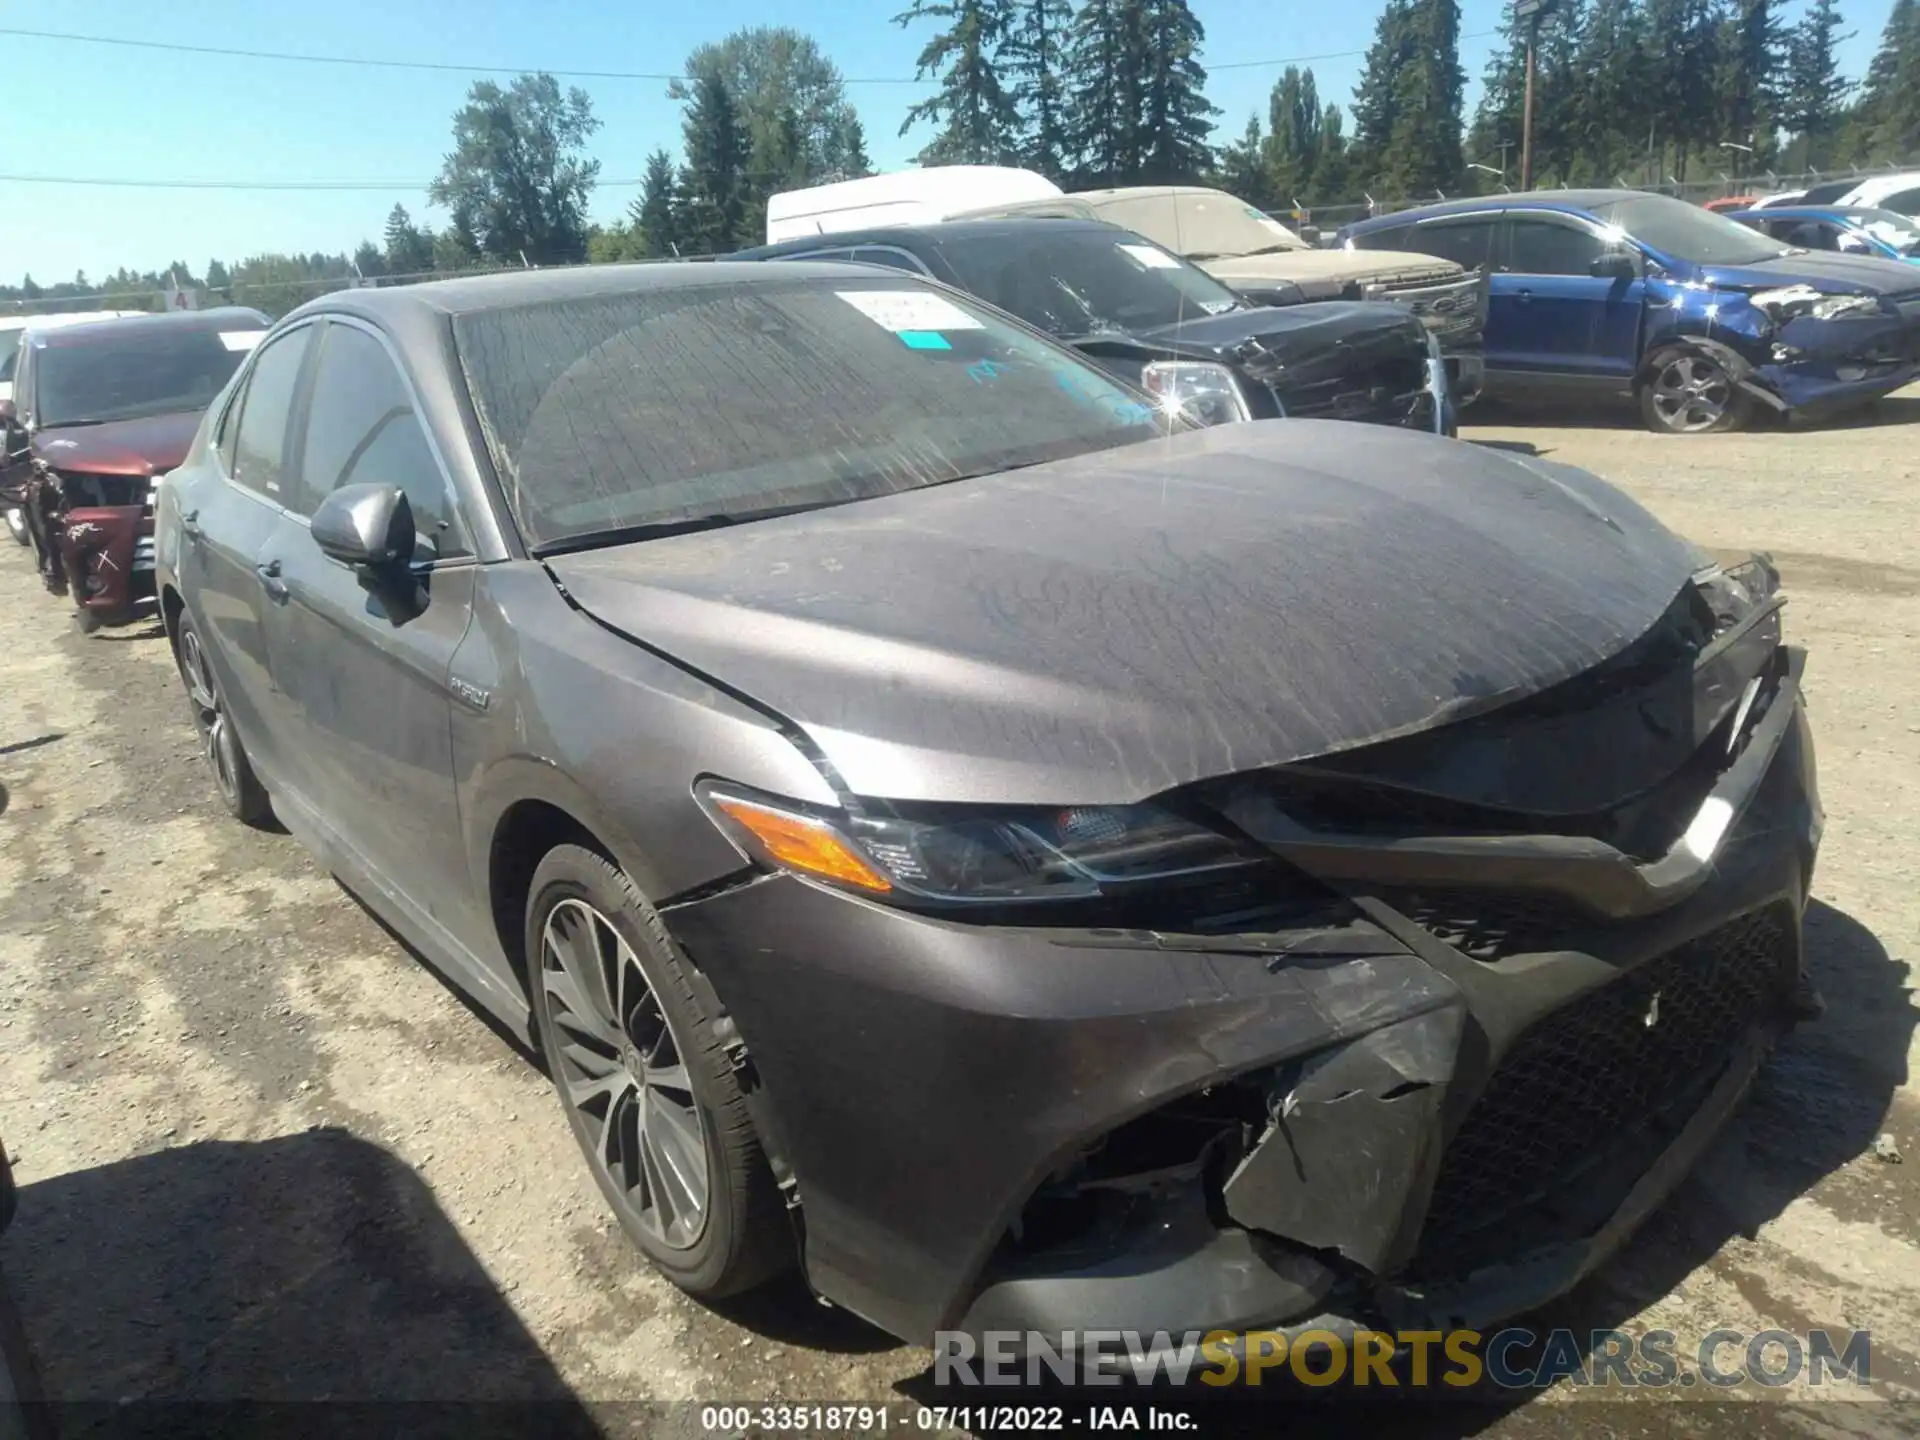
734, 218, 1455, 435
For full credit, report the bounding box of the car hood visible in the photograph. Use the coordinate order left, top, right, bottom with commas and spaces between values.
32, 409, 204, 476
548, 422, 1700, 807
1199, 248, 1461, 298
1693, 250, 1920, 295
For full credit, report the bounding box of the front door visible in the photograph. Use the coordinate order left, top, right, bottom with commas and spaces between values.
176, 323, 318, 788
255, 318, 482, 943
1492, 214, 1646, 379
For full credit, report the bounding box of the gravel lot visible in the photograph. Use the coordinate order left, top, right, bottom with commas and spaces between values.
1, 392, 1916, 1436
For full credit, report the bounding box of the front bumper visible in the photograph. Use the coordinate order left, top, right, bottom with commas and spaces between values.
55, 503, 154, 614
662, 655, 1822, 1345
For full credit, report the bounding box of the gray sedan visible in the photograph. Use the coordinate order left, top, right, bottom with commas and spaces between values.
155, 262, 1820, 1349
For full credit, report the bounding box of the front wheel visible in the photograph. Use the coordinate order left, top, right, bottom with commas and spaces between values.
173, 612, 272, 825
526, 844, 791, 1298
1639, 347, 1754, 434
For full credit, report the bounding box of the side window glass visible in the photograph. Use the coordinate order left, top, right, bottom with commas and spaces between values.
230, 327, 314, 503
850, 247, 930, 275
214, 390, 243, 474
1352, 224, 1414, 252
298, 323, 470, 562
1504, 218, 1608, 276
1880, 188, 1920, 216
1412, 219, 1496, 268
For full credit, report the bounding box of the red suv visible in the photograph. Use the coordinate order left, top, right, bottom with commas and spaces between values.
1, 308, 268, 629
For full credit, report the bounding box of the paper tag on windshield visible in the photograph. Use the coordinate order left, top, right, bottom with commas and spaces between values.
219, 331, 265, 352
837, 290, 981, 333
1118, 243, 1181, 269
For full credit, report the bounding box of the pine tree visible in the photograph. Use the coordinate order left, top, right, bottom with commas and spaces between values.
1001, 0, 1074, 180
1135, 0, 1217, 183
1216, 115, 1273, 208
680, 73, 749, 253
1063, 0, 1146, 185
1710, 0, 1787, 167
382, 204, 434, 276
823, 114, 874, 180
1309, 104, 1352, 202
1642, 0, 1722, 181
629, 149, 682, 258
1781, 0, 1851, 166
205, 258, 232, 293
895, 0, 1020, 164
1850, 0, 1920, 163
1264, 67, 1324, 205
1353, 0, 1466, 197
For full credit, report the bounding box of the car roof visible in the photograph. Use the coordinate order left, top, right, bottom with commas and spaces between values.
1346, 189, 1644, 230
28, 306, 269, 346
0, 310, 143, 332
291, 258, 962, 326
735, 217, 1127, 258
1732, 205, 1893, 222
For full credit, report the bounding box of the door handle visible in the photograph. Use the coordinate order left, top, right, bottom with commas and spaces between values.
256, 558, 289, 603
1516, 288, 1534, 303
180, 507, 202, 538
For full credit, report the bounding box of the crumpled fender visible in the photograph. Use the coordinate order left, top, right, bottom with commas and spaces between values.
56, 504, 143, 612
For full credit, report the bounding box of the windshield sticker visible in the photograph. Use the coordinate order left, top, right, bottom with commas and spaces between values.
219, 331, 265, 352
1118, 243, 1182, 270
966, 357, 1013, 383
837, 290, 983, 334
898, 330, 952, 350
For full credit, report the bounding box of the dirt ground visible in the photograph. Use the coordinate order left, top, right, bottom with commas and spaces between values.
1, 390, 1917, 1438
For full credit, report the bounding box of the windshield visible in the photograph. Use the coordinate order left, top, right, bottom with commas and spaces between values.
1853, 209, 1920, 256
455, 277, 1170, 550
36, 325, 264, 427
1593, 195, 1793, 266
937, 227, 1244, 340
0, 326, 25, 383
1089, 191, 1309, 259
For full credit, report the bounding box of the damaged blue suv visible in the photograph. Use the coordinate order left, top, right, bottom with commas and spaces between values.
1341, 189, 1920, 433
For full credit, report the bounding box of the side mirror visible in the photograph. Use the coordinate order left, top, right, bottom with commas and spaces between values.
1297, 224, 1322, 245
311, 483, 414, 569
1589, 250, 1640, 281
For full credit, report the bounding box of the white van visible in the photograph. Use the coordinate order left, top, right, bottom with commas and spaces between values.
764, 166, 1063, 243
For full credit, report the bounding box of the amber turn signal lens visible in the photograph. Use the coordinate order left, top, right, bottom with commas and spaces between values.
712, 796, 893, 893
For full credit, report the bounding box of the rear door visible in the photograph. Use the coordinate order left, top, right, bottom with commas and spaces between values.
1493, 212, 1645, 379
255, 317, 481, 940
174, 322, 318, 788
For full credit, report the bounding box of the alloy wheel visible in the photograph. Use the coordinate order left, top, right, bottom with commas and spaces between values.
1649, 354, 1733, 432
179, 628, 240, 808
540, 897, 710, 1251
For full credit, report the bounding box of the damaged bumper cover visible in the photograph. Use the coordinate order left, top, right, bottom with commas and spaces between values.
661, 558, 1823, 1346
1661, 281, 1920, 415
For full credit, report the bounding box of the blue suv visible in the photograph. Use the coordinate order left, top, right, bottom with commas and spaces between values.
1340, 189, 1920, 433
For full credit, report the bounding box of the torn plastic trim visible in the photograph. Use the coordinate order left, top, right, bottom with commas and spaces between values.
1221, 649, 1805, 920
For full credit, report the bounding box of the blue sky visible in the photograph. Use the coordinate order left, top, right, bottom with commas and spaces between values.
0, 0, 1898, 284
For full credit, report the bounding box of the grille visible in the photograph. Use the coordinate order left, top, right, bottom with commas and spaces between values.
1374, 887, 1584, 960
1417, 906, 1794, 1256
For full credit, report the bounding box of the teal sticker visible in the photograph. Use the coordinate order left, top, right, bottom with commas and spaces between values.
899, 330, 952, 350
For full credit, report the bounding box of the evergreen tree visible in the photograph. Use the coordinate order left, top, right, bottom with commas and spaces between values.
1850, 0, 1920, 163
1641, 0, 1722, 180
1136, 0, 1217, 182
629, 149, 683, 258
383, 204, 434, 275
895, 0, 1020, 164
1781, 0, 1851, 166
1216, 115, 1273, 208
1309, 104, 1352, 202
205, 258, 231, 292
823, 113, 874, 180
744, 107, 811, 240
680, 73, 749, 253
429, 73, 602, 264
1710, 0, 1787, 166
1001, 0, 1075, 180
1264, 67, 1324, 205
1063, 0, 1146, 185
1353, 0, 1466, 196
352, 241, 386, 279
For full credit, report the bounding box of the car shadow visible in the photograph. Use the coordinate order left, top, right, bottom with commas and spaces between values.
0, 1129, 604, 1438
889, 899, 1912, 1432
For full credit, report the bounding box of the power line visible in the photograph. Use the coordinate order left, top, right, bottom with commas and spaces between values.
0, 23, 1504, 86
0, 172, 647, 191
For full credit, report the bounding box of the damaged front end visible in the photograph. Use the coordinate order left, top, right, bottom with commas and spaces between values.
664, 552, 1819, 1345
43, 469, 156, 618
1651, 275, 1920, 416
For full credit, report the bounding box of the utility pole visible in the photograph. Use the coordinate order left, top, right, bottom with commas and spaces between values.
1515, 0, 1560, 191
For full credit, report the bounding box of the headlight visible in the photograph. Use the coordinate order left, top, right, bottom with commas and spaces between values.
1139, 360, 1252, 427
1750, 285, 1884, 322
696, 782, 1260, 903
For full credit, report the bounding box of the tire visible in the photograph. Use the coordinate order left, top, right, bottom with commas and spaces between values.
74, 606, 103, 635
1639, 346, 1753, 434
173, 611, 272, 825
526, 844, 790, 1298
